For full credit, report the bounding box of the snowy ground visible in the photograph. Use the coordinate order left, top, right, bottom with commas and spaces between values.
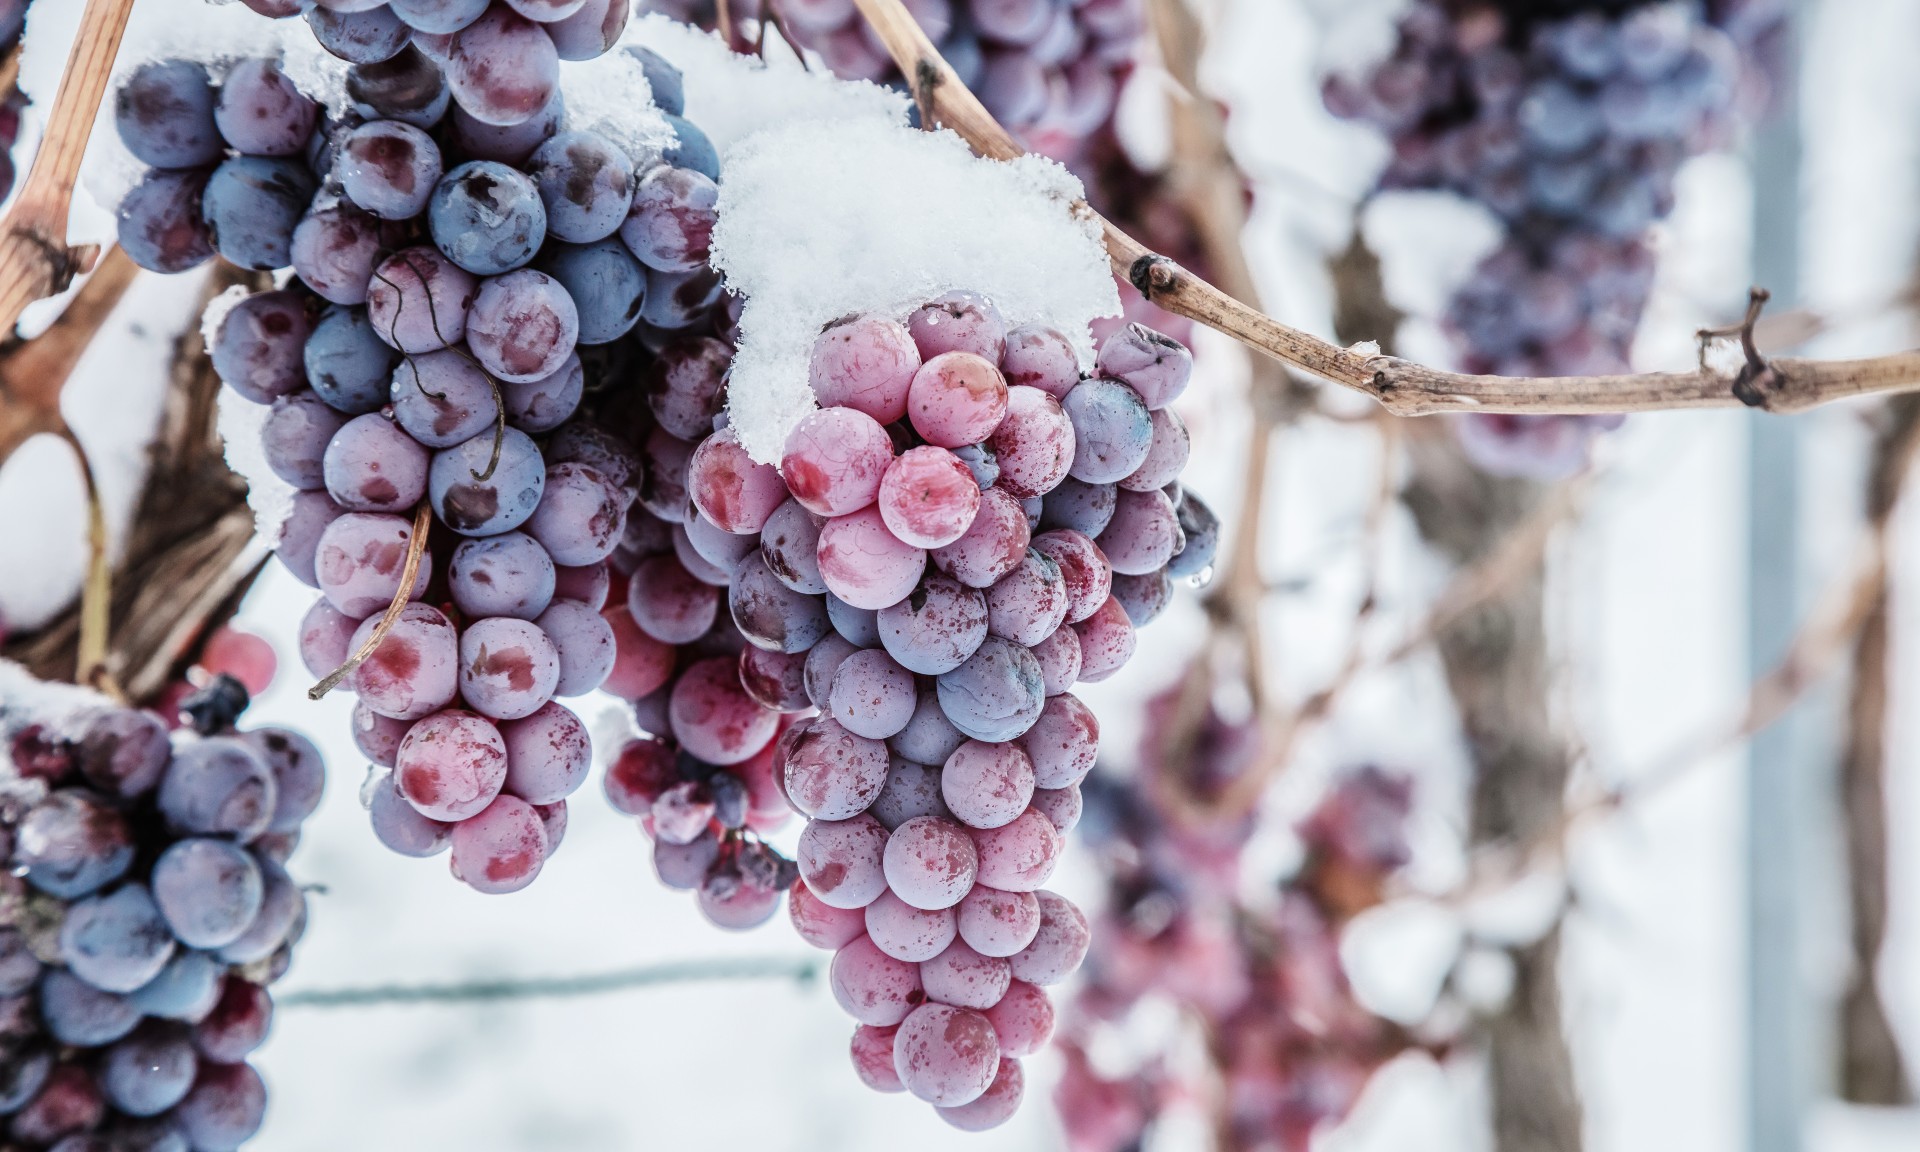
4, 0, 1920, 1149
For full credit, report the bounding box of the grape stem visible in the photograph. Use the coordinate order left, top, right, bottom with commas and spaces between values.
307, 502, 433, 701
0, 0, 135, 340
849, 0, 1920, 417
275, 954, 821, 1009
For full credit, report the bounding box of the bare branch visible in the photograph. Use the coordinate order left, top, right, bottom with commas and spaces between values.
850, 0, 1920, 417
276, 955, 822, 1009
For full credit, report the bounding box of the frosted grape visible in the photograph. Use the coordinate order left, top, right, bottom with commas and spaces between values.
890, 687, 969, 767
865, 890, 957, 963
782, 718, 889, 820
395, 709, 508, 821
241, 727, 327, 833
1007, 889, 1089, 985
346, 44, 452, 127
536, 597, 617, 696
445, 4, 560, 126
368, 246, 477, 353
174, 1060, 267, 1152
467, 269, 578, 382
1031, 529, 1111, 624
816, 506, 926, 610
1119, 406, 1190, 491
803, 634, 860, 710
528, 130, 634, 242
883, 815, 978, 911
115, 60, 222, 169
450, 794, 548, 894
1097, 487, 1181, 575
920, 940, 1011, 1010
1001, 324, 1079, 398
391, 349, 501, 448
830, 936, 925, 1027
907, 353, 1009, 448
1110, 569, 1173, 626
261, 392, 347, 491
117, 169, 215, 274
1029, 784, 1082, 833
935, 636, 1045, 743
621, 165, 719, 273
526, 462, 626, 565
450, 532, 556, 620
936, 1057, 1024, 1132
851, 1024, 906, 1093
602, 606, 675, 699
690, 429, 788, 534
429, 426, 547, 536
214, 58, 317, 157
59, 884, 177, 993
158, 738, 276, 842
931, 486, 1030, 589
982, 979, 1051, 1057
989, 385, 1076, 499
940, 741, 1036, 831
1094, 323, 1192, 410
908, 291, 1008, 362
211, 290, 311, 405
870, 757, 953, 830
892, 1002, 1000, 1107
291, 206, 389, 305
13, 791, 134, 899
955, 885, 1040, 958
798, 814, 891, 910
729, 552, 832, 654
970, 809, 1059, 892
459, 616, 560, 719
739, 645, 812, 712
340, 121, 443, 220
876, 573, 987, 676
791, 882, 869, 950
503, 353, 584, 432
828, 649, 918, 740
307, 306, 403, 415
781, 407, 894, 518
499, 701, 591, 804
879, 446, 981, 549
809, 314, 920, 423
151, 839, 263, 950
1061, 378, 1153, 483
351, 702, 412, 767
985, 548, 1069, 646
629, 554, 720, 643
323, 412, 430, 513
1038, 477, 1116, 538
347, 603, 459, 720
760, 499, 828, 595
826, 591, 881, 646
202, 156, 315, 270
668, 656, 779, 765
1071, 595, 1136, 682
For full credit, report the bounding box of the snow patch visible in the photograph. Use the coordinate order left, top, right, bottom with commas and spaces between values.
712, 118, 1119, 462
1339, 898, 1464, 1026
217, 386, 294, 547
559, 49, 675, 166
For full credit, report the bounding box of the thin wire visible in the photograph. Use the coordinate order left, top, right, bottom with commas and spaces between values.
275, 955, 822, 1010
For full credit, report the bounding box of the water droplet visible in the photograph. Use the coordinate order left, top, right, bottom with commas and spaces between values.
1187, 565, 1215, 590
358, 764, 389, 810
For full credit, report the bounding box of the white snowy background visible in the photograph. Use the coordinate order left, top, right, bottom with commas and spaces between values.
2, 0, 1919, 1149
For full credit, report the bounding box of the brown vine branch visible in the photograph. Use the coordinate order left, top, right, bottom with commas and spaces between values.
0, 0, 136, 341
308, 502, 431, 701
851, 0, 1920, 418
0, 245, 138, 466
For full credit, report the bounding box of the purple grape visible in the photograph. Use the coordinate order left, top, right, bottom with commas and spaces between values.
646, 337, 731, 440
446, 4, 560, 126
535, 598, 616, 695
59, 883, 177, 993
151, 839, 263, 949
430, 160, 548, 274
499, 700, 591, 804
261, 391, 348, 491
459, 616, 561, 719
214, 58, 317, 156
1093, 324, 1191, 410
1109, 568, 1172, 626
1038, 477, 1115, 537
1165, 490, 1218, 579
449, 530, 556, 619
323, 412, 431, 513
340, 120, 444, 219
174, 1062, 267, 1152
306, 306, 403, 414
346, 44, 452, 127
117, 169, 215, 274
127, 950, 223, 1021
368, 246, 478, 353
388, 0, 490, 33
526, 461, 625, 565
39, 969, 139, 1046
278, 492, 347, 590
936, 636, 1045, 743
202, 156, 316, 269
760, 499, 827, 595
638, 265, 724, 331
536, 238, 647, 344
314, 511, 432, 618
447, 86, 563, 163
527, 130, 634, 243
803, 634, 860, 710
429, 425, 547, 535
1120, 406, 1190, 491
290, 205, 390, 305
76, 708, 171, 800
13, 791, 133, 898
100, 1020, 198, 1117
502, 352, 583, 432
369, 772, 452, 856
826, 592, 882, 647
621, 165, 718, 274
114, 60, 221, 168
729, 551, 832, 654
240, 727, 327, 832
391, 348, 502, 447
876, 573, 988, 675
627, 553, 719, 643
210, 290, 310, 405
1061, 378, 1152, 484
466, 268, 578, 382
1001, 324, 1079, 398
829, 648, 918, 740
158, 737, 277, 842
308, 3, 415, 63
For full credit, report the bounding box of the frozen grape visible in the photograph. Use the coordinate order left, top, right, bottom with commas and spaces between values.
628, 553, 720, 643
128, 950, 223, 1022
431, 160, 548, 274
668, 656, 779, 765
661, 113, 720, 180
347, 603, 459, 720
1071, 595, 1136, 682
1166, 490, 1219, 579
639, 264, 725, 330
536, 238, 647, 344
192, 977, 272, 1062
876, 573, 988, 676
865, 890, 957, 963
969, 809, 1058, 892
1119, 406, 1190, 491
851, 1024, 905, 1093
739, 645, 811, 712
40, 968, 140, 1045
621, 165, 718, 273
907, 353, 1009, 448
1097, 487, 1181, 575
368, 246, 478, 353
203, 156, 316, 269
645, 337, 730, 440
526, 462, 626, 565
828, 649, 918, 740
211, 289, 311, 405
100, 1020, 198, 1117
1000, 324, 1079, 398
174, 1061, 267, 1152
76, 709, 171, 801
930, 486, 1030, 589
985, 548, 1068, 646
151, 839, 263, 949
1061, 378, 1153, 484
395, 708, 508, 821
466, 268, 577, 382
830, 935, 924, 1026
803, 634, 860, 710
1110, 569, 1172, 625
448, 86, 564, 163
315, 511, 430, 617
691, 429, 789, 533
936, 1057, 1024, 1131
870, 757, 952, 830
799, 813, 891, 910
261, 391, 347, 491
450, 793, 548, 894
115, 60, 221, 169
761, 499, 828, 595
603, 735, 675, 815
241, 728, 326, 833
1094, 323, 1192, 409
955, 885, 1040, 958
890, 687, 969, 767
809, 314, 920, 423
920, 939, 1011, 1010
879, 446, 981, 549
893, 1002, 1000, 1107
1007, 890, 1088, 984
388, 0, 490, 33
935, 636, 1044, 743
623, 44, 685, 113
117, 169, 215, 273
549, 0, 630, 60
291, 206, 389, 305
13, 791, 134, 899
940, 741, 1035, 831
429, 425, 547, 535
989, 385, 1075, 499
309, 2, 414, 62
346, 44, 452, 127
502, 353, 584, 432
601, 605, 675, 699
908, 291, 1007, 362
729, 551, 832, 654
340, 121, 443, 220
1031, 529, 1111, 624
883, 815, 977, 911
984, 979, 1051, 1058
214, 58, 317, 157
536, 597, 616, 696
446, 4, 560, 126
826, 592, 881, 646
817, 506, 927, 611
781, 406, 894, 518
1038, 477, 1116, 537
306, 306, 403, 414
791, 880, 868, 950
459, 616, 561, 719
159, 738, 276, 842
351, 701, 412, 766
60, 883, 177, 993
449, 532, 556, 621
280, 492, 348, 591
324, 412, 431, 513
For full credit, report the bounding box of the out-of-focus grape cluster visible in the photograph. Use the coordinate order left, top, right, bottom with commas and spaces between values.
112, 9, 731, 894
640, 0, 1142, 164
1054, 677, 1431, 1152
0, 0, 32, 205
1324, 0, 1784, 479
0, 675, 321, 1150
601, 289, 1217, 1128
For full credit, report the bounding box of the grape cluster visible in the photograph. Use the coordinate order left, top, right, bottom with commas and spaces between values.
1055, 678, 1422, 1151
598, 291, 1211, 1128
641, 0, 1143, 163
0, 678, 321, 1151
0, 0, 31, 204
112, 24, 730, 894
1323, 0, 1765, 479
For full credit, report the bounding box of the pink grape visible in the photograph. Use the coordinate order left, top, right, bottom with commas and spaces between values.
969, 809, 1059, 892
620, 165, 718, 273
552, 560, 610, 608
601, 606, 675, 699
907, 353, 1009, 448
536, 597, 616, 696
870, 757, 953, 831
988, 385, 1075, 499
809, 314, 920, 423
883, 815, 978, 911
458, 616, 561, 719
1029, 784, 1081, 833
930, 486, 1030, 589
798, 814, 891, 909
467, 269, 579, 383
1038, 477, 1115, 537
211, 290, 311, 404
527, 462, 626, 566
889, 687, 969, 767
645, 337, 730, 440
1030, 624, 1082, 695
1119, 406, 1190, 491
370, 772, 452, 856
1071, 595, 1137, 682
936, 1057, 1023, 1131
449, 794, 547, 894
603, 734, 675, 816
878, 446, 981, 549
1062, 378, 1154, 483
215, 58, 317, 156
919, 940, 1011, 1010
738, 645, 811, 712
908, 291, 1008, 363
449, 531, 556, 620
391, 350, 501, 448
781, 406, 894, 517
982, 980, 1052, 1056
348, 603, 460, 720
1097, 487, 1181, 575
323, 413, 430, 513
395, 709, 508, 822
1095, 322, 1192, 409
689, 428, 787, 533
367, 246, 477, 354
986, 549, 1069, 646
298, 599, 356, 678
653, 831, 720, 888
503, 354, 584, 432
1007, 889, 1089, 985
792, 880, 869, 950
802, 634, 860, 710
668, 656, 779, 765
650, 780, 715, 845
535, 799, 568, 857
940, 741, 1035, 831
262, 392, 347, 491
850, 1025, 906, 1093
683, 509, 757, 574
828, 649, 918, 740
499, 700, 591, 804
1000, 324, 1079, 398
1031, 529, 1111, 624
782, 718, 889, 820
816, 506, 927, 610
893, 1002, 1000, 1106
955, 885, 1040, 958
446, 4, 559, 126
760, 499, 827, 594
351, 701, 412, 767
277, 489, 346, 588
876, 573, 988, 676
627, 553, 720, 643
830, 935, 925, 1026
314, 511, 431, 617
672, 523, 732, 585
865, 890, 958, 963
